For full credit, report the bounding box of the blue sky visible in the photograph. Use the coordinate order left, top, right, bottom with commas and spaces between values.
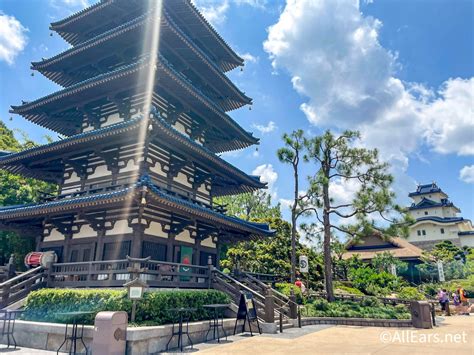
0, 0, 473, 222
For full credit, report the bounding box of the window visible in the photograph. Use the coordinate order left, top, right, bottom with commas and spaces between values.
141, 241, 167, 261
440, 228, 445, 234
417, 230, 421, 236
102, 241, 131, 261
422, 230, 426, 236
424, 211, 428, 215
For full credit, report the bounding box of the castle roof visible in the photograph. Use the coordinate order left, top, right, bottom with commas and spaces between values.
409, 197, 460, 212
408, 182, 447, 197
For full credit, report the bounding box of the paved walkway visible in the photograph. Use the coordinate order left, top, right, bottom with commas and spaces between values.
2, 316, 473, 354
196, 316, 474, 355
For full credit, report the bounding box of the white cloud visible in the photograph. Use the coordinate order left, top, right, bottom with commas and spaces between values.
460, 165, 474, 184
422, 78, 474, 156
193, 0, 230, 26
252, 164, 278, 199
252, 120, 277, 134
193, 0, 267, 27
0, 12, 28, 65
49, 0, 91, 10
263, 0, 473, 202
240, 52, 259, 64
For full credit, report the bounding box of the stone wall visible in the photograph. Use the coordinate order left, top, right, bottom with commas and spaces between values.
0, 318, 250, 354
297, 317, 413, 328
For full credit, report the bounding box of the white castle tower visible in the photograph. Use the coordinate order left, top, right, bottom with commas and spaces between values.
407, 182, 474, 249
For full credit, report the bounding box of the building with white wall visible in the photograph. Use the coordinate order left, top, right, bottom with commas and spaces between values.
407, 183, 474, 249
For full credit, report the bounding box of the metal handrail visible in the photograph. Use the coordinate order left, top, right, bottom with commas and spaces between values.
0, 266, 44, 287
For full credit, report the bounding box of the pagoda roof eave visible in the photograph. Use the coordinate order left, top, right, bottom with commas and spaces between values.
0, 114, 266, 192
0, 177, 273, 237
35, 10, 251, 109
12, 55, 258, 151
49, 0, 243, 72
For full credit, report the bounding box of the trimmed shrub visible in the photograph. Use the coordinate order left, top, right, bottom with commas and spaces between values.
275, 282, 304, 304
305, 299, 410, 320
334, 284, 364, 296
22, 288, 229, 326
397, 287, 426, 301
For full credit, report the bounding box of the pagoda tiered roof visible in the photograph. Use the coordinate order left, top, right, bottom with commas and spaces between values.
12, 55, 258, 152
0, 113, 265, 195
49, 0, 243, 72
33, 10, 251, 111
409, 197, 460, 212
0, 176, 273, 238
408, 182, 447, 197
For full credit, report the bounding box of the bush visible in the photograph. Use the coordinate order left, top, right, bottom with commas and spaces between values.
304, 299, 410, 320
348, 266, 406, 296
22, 289, 229, 326
397, 287, 426, 301
275, 282, 304, 304
334, 284, 364, 296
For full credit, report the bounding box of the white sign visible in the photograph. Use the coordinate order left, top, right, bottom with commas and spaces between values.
299, 255, 308, 273
129, 286, 144, 300
389, 264, 397, 276
437, 260, 445, 282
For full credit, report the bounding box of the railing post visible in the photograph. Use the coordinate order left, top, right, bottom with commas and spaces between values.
289, 289, 297, 319
264, 286, 275, 323
207, 261, 214, 290
45, 262, 54, 287
1, 283, 10, 308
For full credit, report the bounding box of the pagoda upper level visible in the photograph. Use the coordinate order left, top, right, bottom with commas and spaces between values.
11, 0, 256, 153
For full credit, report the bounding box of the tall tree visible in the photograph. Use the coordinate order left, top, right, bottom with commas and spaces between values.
304, 130, 410, 301
0, 121, 57, 267
277, 130, 309, 283
214, 190, 281, 221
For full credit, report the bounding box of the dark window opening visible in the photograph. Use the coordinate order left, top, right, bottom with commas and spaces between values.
440, 228, 445, 234
417, 230, 421, 236
141, 241, 167, 261
422, 230, 426, 236
102, 241, 131, 261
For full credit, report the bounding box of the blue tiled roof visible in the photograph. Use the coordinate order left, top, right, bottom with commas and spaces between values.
409, 197, 457, 211
0, 116, 143, 164
409, 183, 445, 197
414, 216, 465, 224
0, 175, 273, 236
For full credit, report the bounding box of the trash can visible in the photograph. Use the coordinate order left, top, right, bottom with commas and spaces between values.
92, 311, 128, 355
410, 301, 432, 329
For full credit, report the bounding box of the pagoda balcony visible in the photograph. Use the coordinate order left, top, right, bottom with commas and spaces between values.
38, 180, 227, 216
49, 0, 243, 72
34, 9, 251, 112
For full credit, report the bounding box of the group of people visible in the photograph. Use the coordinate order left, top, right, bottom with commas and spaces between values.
438, 287, 471, 316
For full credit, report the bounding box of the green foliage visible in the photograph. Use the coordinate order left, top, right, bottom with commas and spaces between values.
333, 282, 364, 296
304, 299, 410, 319
371, 251, 408, 274
214, 191, 281, 221
22, 289, 230, 326
348, 266, 406, 296
0, 121, 57, 267
396, 287, 426, 301
220, 217, 323, 286
275, 282, 304, 304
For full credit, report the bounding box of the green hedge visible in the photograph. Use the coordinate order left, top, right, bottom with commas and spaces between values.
22, 289, 230, 326
304, 298, 410, 320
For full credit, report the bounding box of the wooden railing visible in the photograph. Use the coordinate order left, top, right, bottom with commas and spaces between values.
0, 266, 47, 308
48, 259, 210, 289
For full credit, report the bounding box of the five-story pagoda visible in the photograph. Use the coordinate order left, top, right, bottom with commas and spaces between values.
0, 0, 272, 269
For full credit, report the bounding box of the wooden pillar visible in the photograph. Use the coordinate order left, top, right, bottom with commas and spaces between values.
194, 239, 201, 266
167, 234, 175, 262
63, 233, 73, 263
35, 235, 43, 252
95, 229, 106, 261
130, 225, 145, 258
215, 241, 222, 269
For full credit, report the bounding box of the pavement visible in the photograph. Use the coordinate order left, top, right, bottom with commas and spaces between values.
2, 316, 473, 354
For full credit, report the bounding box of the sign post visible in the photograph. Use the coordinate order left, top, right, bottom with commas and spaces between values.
437, 260, 445, 282
124, 278, 147, 322
233, 292, 261, 336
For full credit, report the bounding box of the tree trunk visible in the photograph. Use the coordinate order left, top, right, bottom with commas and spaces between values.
322, 165, 334, 301
290, 158, 299, 284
